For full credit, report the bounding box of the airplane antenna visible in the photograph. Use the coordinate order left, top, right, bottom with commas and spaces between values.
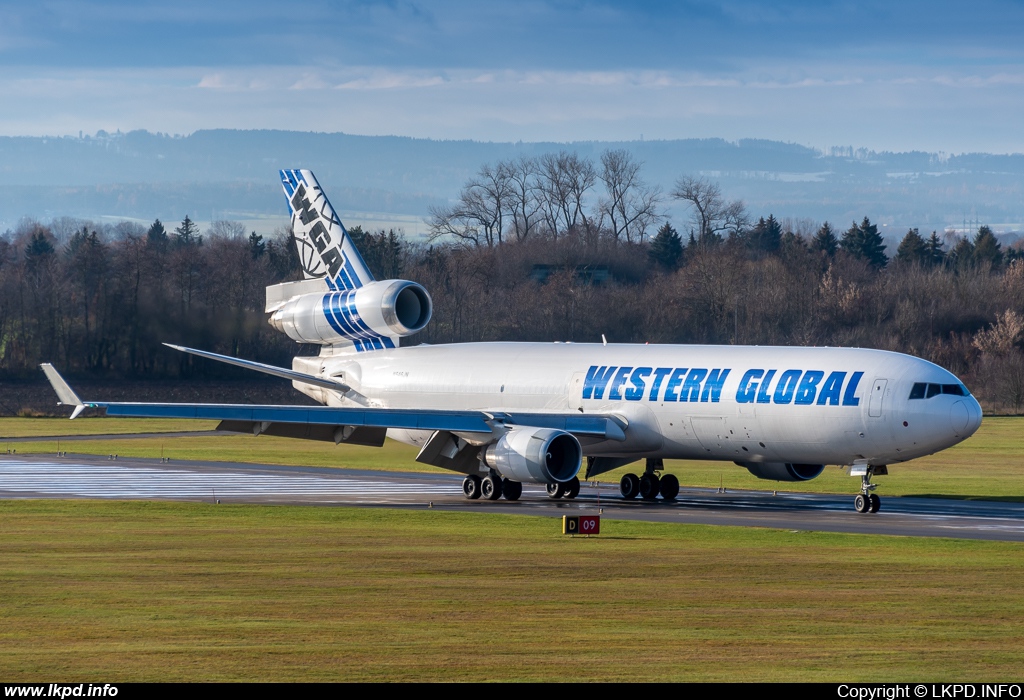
601, 334, 607, 346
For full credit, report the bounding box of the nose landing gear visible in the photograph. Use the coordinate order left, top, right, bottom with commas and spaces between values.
851, 464, 885, 513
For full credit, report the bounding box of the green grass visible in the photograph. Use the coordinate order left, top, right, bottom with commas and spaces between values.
0, 499, 1022, 682
7, 416, 1024, 500
0, 416, 218, 438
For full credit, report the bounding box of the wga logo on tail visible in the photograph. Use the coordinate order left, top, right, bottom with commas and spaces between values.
280, 169, 371, 290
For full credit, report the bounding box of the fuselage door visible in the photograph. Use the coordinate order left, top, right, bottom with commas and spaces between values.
868, 378, 887, 418
568, 371, 585, 411
691, 416, 727, 454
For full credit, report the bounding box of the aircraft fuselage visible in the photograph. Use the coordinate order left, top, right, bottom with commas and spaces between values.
293, 342, 982, 468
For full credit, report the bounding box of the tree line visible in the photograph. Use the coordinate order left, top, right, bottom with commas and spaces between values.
1, 217, 302, 378
2, 151, 1023, 413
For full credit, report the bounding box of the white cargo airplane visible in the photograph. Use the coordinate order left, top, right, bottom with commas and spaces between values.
42, 169, 983, 513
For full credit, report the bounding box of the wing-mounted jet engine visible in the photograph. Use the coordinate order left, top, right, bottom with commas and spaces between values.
273, 169, 432, 352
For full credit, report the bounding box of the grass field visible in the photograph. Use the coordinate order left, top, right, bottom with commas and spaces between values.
0, 499, 1022, 682
0, 417, 219, 438
5, 415, 1022, 500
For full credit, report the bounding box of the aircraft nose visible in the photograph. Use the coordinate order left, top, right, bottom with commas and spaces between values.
951, 398, 982, 439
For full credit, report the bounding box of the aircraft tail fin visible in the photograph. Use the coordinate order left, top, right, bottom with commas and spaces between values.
280, 169, 375, 291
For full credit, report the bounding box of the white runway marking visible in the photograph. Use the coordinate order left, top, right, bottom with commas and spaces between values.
0, 459, 457, 503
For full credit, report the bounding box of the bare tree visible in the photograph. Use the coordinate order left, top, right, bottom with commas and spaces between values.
208, 220, 247, 240
671, 175, 748, 244
428, 162, 513, 247
536, 151, 596, 239
504, 155, 541, 242
596, 149, 662, 244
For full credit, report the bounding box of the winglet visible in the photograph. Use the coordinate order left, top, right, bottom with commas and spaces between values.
40, 364, 87, 419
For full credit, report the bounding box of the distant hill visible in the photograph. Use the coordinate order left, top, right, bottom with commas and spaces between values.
1, 130, 1022, 241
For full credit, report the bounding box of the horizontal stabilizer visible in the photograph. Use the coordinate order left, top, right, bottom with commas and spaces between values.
163, 343, 354, 395
265, 278, 329, 314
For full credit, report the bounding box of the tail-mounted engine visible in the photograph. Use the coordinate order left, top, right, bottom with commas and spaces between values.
737, 461, 825, 482
267, 278, 432, 348
484, 427, 583, 484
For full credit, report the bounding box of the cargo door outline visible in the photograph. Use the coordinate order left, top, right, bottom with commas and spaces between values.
690, 416, 727, 454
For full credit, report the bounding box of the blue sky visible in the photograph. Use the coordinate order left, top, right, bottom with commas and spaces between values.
2, 0, 1023, 152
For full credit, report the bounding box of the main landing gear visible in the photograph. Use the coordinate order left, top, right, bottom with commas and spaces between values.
619, 459, 679, 502
463, 473, 523, 501
546, 476, 581, 500
851, 464, 885, 514
462, 474, 579, 501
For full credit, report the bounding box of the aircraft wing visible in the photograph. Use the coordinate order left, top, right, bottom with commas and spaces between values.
39, 364, 627, 446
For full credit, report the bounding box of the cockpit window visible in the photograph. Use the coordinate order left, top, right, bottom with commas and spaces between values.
909, 382, 970, 399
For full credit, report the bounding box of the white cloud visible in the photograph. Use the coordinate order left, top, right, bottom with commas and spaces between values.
2, 63, 1024, 153
335, 71, 448, 90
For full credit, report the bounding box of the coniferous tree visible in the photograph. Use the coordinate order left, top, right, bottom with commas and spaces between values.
748, 214, 782, 255
24, 230, 55, 268
973, 225, 1003, 268
779, 230, 808, 257
174, 215, 201, 247
895, 228, 928, 265
840, 217, 888, 269
146, 219, 168, 249
948, 236, 975, 270
371, 229, 405, 279
811, 221, 838, 257
649, 222, 683, 269
925, 231, 945, 267
248, 231, 266, 259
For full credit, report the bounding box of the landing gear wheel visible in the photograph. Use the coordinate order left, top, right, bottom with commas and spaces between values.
855, 465, 884, 515
562, 477, 581, 500
481, 474, 503, 501
854, 493, 870, 513
546, 482, 566, 499
463, 475, 482, 500
620, 473, 640, 500
639, 473, 661, 501
659, 473, 680, 501
502, 479, 522, 501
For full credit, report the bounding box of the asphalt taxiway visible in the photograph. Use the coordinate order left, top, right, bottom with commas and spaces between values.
2, 453, 1023, 542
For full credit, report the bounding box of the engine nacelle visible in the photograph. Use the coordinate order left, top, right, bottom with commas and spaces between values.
484, 428, 582, 484
737, 461, 825, 482
269, 279, 432, 345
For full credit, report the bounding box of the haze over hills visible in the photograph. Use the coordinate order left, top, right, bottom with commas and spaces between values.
2, 129, 1022, 244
